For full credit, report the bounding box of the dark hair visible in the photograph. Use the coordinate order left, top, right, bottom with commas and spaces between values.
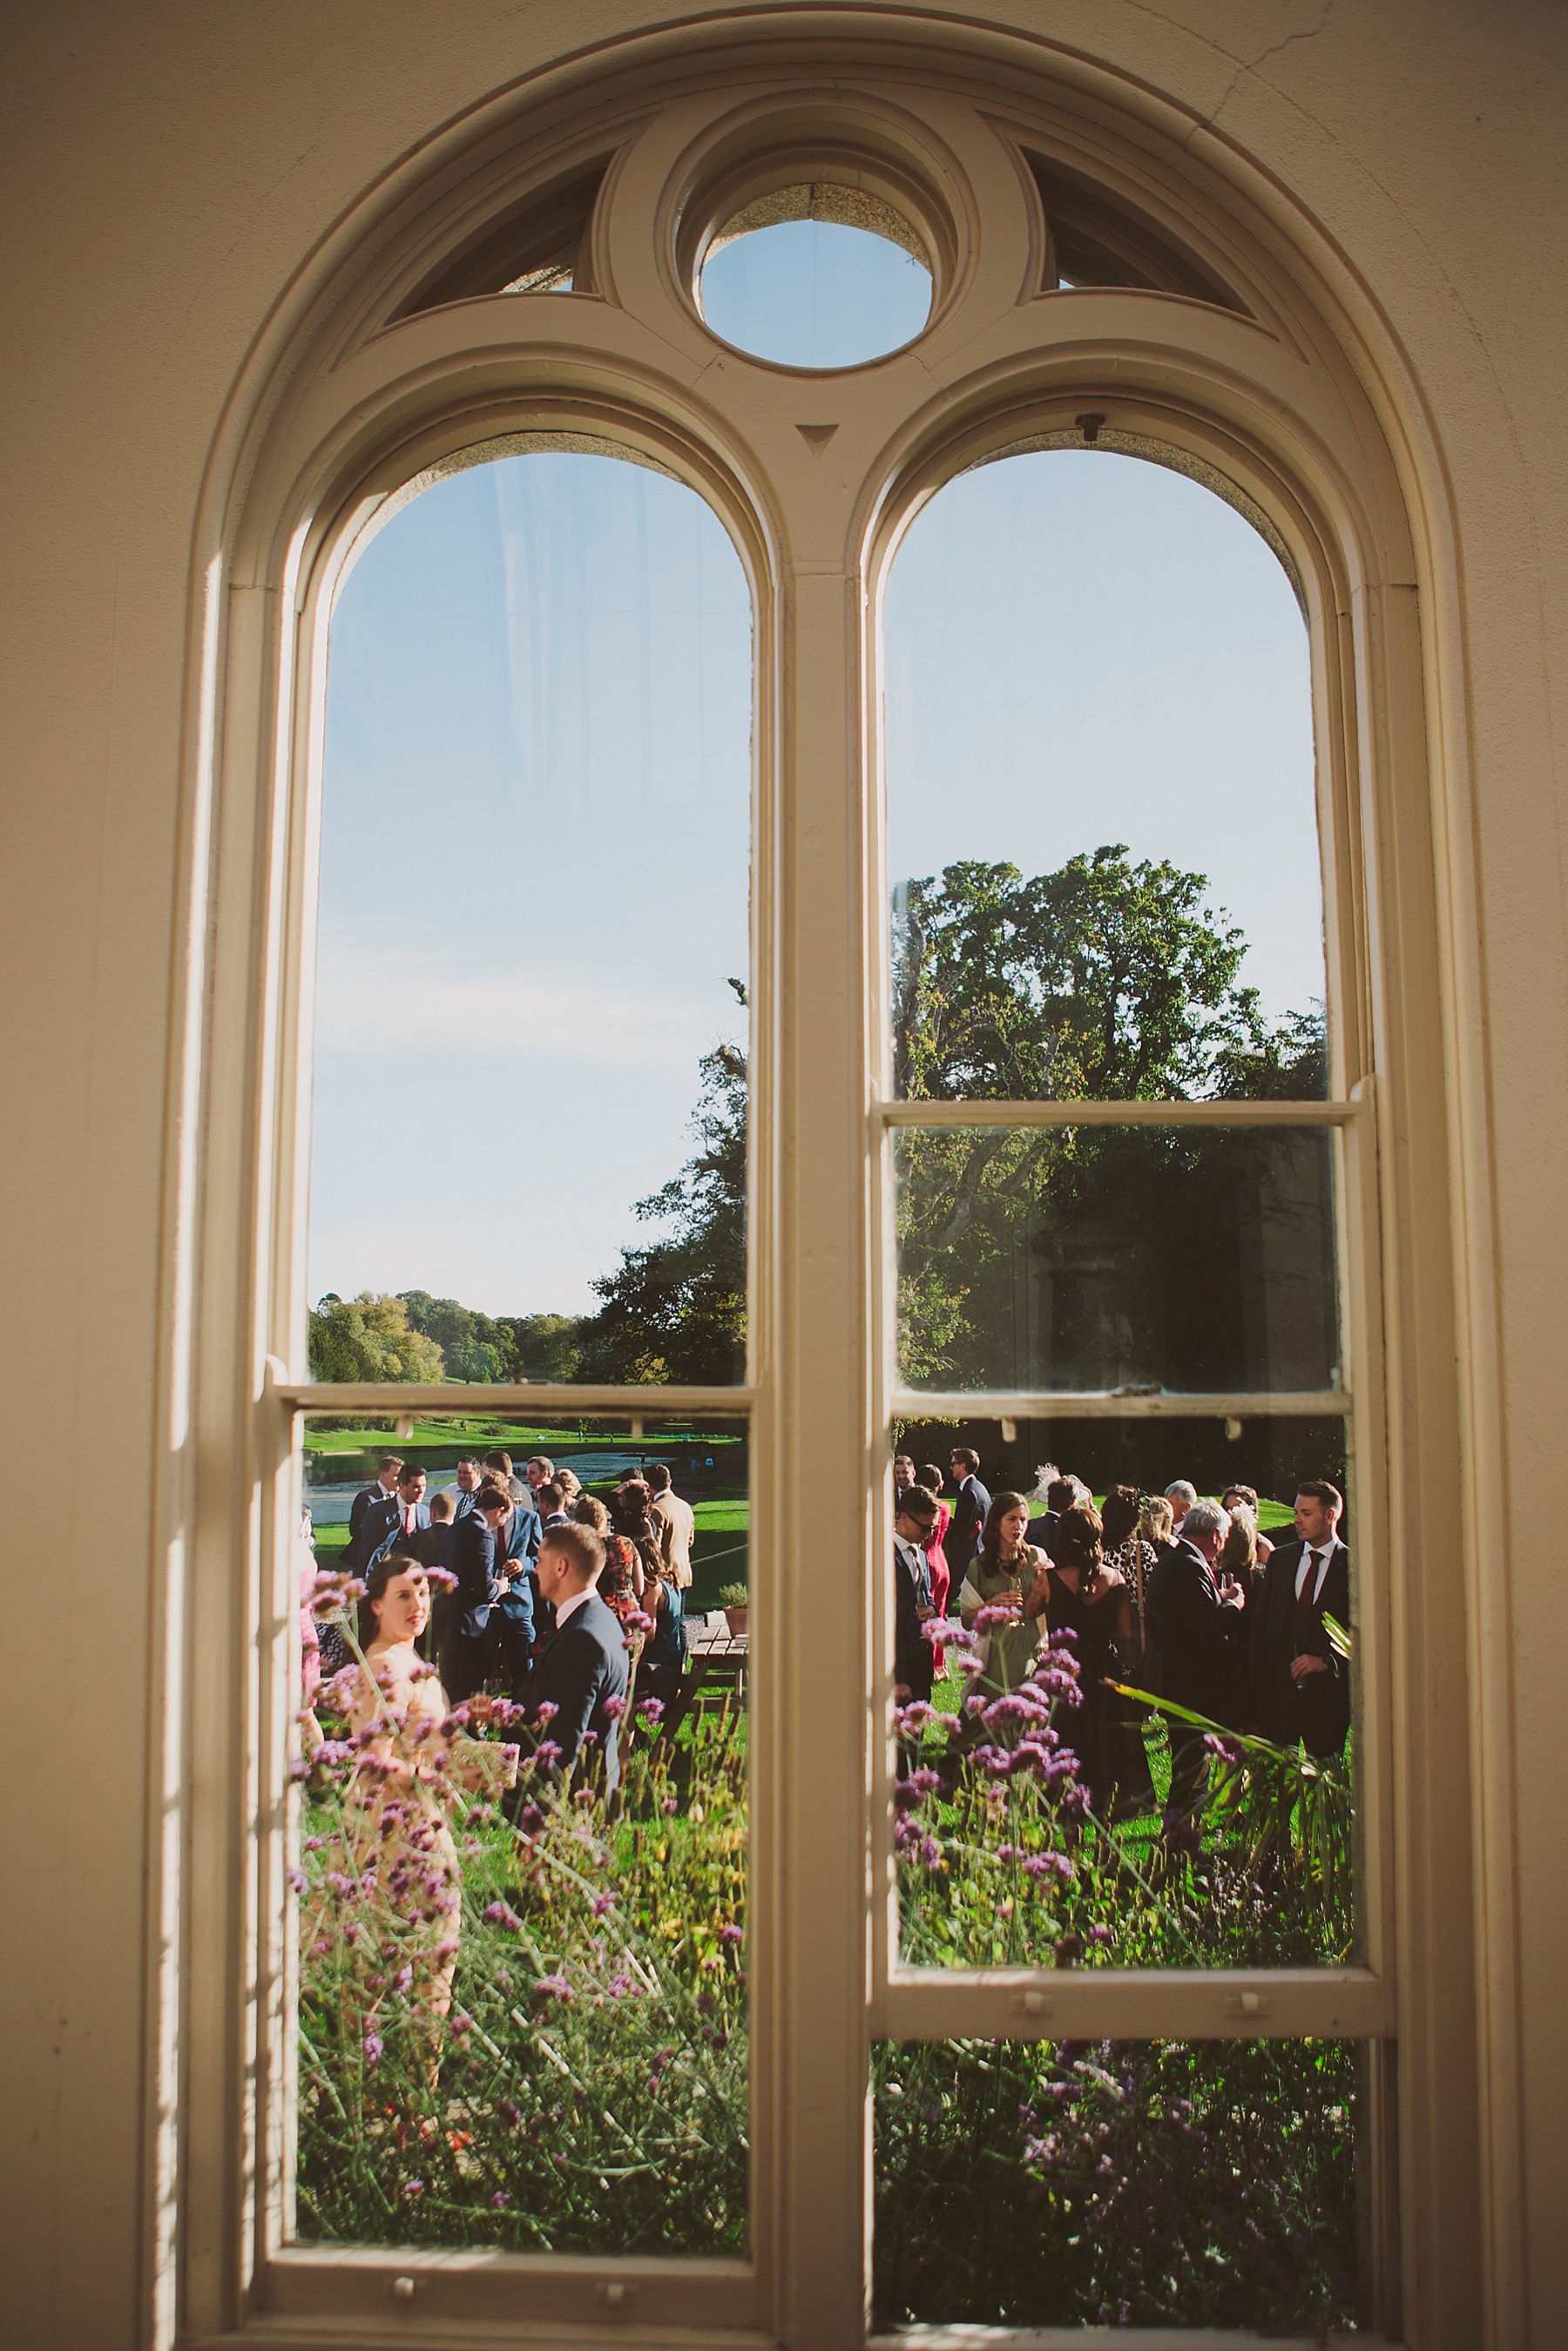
1295, 1478, 1343, 1512
897, 1488, 939, 1530
483, 1449, 514, 1476
396, 1463, 427, 1490
357, 1551, 425, 1646
950, 1447, 981, 1476
978, 1490, 1031, 1573
456, 1451, 481, 1468
537, 1480, 564, 1512
1045, 1477, 1077, 1516
916, 1463, 944, 1494
476, 1480, 511, 1514
1221, 1482, 1258, 1511
540, 1523, 605, 1584
646, 1463, 672, 1492
429, 1492, 453, 1522
1055, 1502, 1106, 1591
1099, 1483, 1141, 1552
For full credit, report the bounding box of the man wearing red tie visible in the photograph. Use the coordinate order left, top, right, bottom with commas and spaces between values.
357, 1463, 432, 1575
1248, 1480, 1352, 1759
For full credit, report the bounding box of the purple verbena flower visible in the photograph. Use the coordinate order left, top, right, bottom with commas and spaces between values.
362, 2030, 383, 2067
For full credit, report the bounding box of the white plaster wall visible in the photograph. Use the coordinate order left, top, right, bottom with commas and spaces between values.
1, 4, 1562, 2344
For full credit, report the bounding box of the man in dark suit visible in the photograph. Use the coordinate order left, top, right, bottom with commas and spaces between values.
489, 1482, 544, 1696
443, 1454, 485, 1523
944, 1447, 990, 1584
1152, 1496, 1246, 1823
436, 1482, 508, 1703
523, 1524, 631, 1794
893, 1487, 939, 1705
348, 1454, 403, 1558
1249, 1480, 1351, 1760
1027, 1476, 1074, 1563
356, 1464, 431, 1575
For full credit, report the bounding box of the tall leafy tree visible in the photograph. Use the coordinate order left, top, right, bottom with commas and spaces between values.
397, 1291, 505, 1382
308, 1293, 446, 1382
576, 1042, 747, 1385
891, 852, 1328, 1391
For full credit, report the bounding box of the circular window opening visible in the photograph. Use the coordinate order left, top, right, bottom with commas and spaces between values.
699, 183, 932, 368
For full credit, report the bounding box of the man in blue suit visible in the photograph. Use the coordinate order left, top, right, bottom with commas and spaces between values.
521, 1524, 631, 1794
348, 1454, 403, 1556
437, 1481, 512, 1702
356, 1464, 431, 1574
490, 1480, 544, 1694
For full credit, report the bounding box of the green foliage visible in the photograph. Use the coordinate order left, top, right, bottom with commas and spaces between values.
294, 1622, 1355, 2307
504, 1313, 585, 1382
875, 2037, 1357, 2332
397, 1291, 507, 1382
715, 1581, 749, 1609
892, 848, 1307, 1105
297, 1700, 747, 2255
889, 851, 1329, 1391
308, 1293, 446, 1383
576, 1045, 747, 1386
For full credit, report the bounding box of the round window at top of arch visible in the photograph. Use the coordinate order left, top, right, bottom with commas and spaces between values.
698, 183, 931, 369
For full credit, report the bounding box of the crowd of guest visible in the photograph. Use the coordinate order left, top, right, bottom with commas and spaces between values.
307, 1448, 699, 1794
893, 1446, 1351, 1829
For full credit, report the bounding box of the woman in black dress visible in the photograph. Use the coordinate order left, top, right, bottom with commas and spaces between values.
1043, 1503, 1132, 1820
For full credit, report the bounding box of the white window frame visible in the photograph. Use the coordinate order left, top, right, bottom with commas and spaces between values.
160, 21, 1491, 2350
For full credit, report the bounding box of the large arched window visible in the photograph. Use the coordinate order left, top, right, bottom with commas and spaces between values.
173, 24, 1468, 2348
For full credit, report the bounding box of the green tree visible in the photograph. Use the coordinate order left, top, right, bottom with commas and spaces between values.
308, 1293, 446, 1382
891, 852, 1328, 1390
498, 1314, 585, 1383
398, 1291, 505, 1382
576, 1044, 747, 1385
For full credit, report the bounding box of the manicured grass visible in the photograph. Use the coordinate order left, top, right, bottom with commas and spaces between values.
303, 1418, 745, 1453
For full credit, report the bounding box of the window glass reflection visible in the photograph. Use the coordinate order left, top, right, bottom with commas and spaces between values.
896, 1123, 1339, 1396
874, 2037, 1366, 2332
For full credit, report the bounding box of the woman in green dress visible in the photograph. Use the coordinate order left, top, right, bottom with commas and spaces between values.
956, 1490, 1052, 1697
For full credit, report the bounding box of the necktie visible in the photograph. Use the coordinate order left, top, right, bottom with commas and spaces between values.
1298, 1548, 1321, 1602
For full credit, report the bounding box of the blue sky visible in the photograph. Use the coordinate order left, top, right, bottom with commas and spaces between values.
309, 230, 1321, 1322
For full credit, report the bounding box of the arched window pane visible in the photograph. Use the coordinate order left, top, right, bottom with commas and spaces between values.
308, 450, 753, 1387
296, 451, 754, 2260
885, 449, 1324, 1103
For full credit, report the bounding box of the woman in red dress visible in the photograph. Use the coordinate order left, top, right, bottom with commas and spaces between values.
914, 1464, 952, 1675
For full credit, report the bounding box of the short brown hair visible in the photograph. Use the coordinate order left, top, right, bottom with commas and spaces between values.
572, 1493, 611, 1533
396, 1463, 427, 1490
537, 1480, 564, 1512
950, 1447, 980, 1476
483, 1449, 514, 1476
476, 1480, 511, 1513
1295, 1478, 1343, 1512
541, 1523, 605, 1583
376, 1453, 405, 1476
429, 1492, 453, 1522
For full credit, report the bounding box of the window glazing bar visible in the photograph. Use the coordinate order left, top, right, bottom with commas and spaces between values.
889, 1388, 1349, 1421
876, 1966, 1391, 2042
875, 1097, 1361, 1128
270, 1377, 757, 1414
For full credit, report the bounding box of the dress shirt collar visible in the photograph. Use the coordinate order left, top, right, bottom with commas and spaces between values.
553, 1585, 595, 1632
